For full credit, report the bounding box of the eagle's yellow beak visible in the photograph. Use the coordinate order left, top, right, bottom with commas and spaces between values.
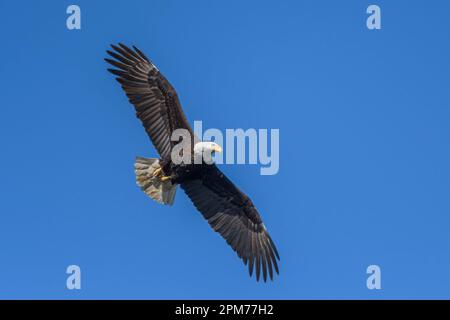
213, 145, 222, 153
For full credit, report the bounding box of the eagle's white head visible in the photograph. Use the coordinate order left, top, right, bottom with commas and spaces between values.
194, 141, 222, 164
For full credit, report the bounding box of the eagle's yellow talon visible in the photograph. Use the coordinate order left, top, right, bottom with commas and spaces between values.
160, 176, 171, 182
153, 168, 162, 177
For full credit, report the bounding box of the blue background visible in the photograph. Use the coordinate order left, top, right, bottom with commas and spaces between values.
0, 0, 449, 299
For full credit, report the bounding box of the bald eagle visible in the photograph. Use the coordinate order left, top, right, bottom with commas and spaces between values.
105, 44, 280, 282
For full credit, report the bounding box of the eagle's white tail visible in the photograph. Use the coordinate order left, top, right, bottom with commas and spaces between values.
134, 157, 177, 205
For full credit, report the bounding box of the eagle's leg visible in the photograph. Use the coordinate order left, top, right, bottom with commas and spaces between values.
153, 167, 163, 178
161, 171, 180, 182
153, 166, 174, 182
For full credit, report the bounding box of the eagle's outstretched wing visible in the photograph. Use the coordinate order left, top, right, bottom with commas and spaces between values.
105, 43, 192, 160
181, 165, 280, 282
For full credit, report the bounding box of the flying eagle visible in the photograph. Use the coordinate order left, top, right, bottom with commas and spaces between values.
105, 44, 280, 282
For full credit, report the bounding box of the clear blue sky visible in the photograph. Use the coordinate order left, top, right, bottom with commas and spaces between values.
0, 0, 449, 299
